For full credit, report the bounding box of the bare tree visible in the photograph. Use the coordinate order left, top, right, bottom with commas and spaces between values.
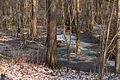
116, 0, 120, 73
31, 0, 38, 39
76, 0, 81, 58
46, 0, 58, 69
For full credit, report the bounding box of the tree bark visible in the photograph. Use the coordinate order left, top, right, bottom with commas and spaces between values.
46, 0, 58, 69
116, 0, 120, 74
76, 0, 81, 58
31, 0, 37, 39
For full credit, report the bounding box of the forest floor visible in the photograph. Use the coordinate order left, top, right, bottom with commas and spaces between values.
0, 26, 119, 80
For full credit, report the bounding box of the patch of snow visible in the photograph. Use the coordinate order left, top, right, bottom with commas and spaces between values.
106, 60, 115, 67
81, 41, 93, 47
0, 34, 13, 41
81, 47, 88, 51
70, 53, 76, 57
93, 24, 104, 32
57, 34, 96, 50
59, 58, 68, 61
57, 34, 76, 41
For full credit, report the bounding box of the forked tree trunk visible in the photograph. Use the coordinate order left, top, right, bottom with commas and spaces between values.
46, 0, 58, 69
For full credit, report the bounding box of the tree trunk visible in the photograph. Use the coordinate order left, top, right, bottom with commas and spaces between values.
20, 0, 24, 28
31, 0, 37, 39
95, 0, 103, 24
0, 16, 2, 29
46, 0, 58, 69
76, 0, 81, 58
116, 0, 120, 73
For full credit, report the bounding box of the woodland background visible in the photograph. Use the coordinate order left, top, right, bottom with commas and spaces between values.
0, 0, 120, 79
